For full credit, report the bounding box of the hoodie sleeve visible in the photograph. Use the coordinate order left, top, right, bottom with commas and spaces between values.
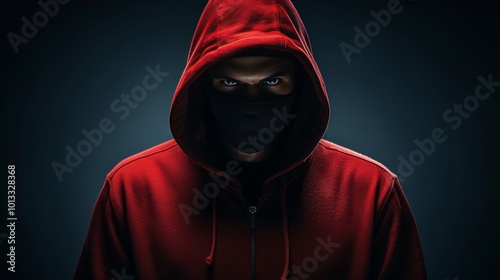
370, 179, 427, 280
73, 179, 134, 280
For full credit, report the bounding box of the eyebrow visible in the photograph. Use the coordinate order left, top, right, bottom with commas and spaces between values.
212, 70, 290, 82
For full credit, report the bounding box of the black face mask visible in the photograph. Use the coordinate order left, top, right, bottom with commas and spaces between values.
208, 91, 297, 154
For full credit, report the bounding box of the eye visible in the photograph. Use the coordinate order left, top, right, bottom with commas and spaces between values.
263, 78, 280, 86
222, 80, 239, 87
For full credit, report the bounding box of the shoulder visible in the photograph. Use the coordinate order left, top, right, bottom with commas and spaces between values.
106, 139, 186, 182
310, 140, 401, 208
314, 139, 397, 182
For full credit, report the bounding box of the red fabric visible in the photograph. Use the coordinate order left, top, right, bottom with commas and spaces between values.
74, 0, 427, 279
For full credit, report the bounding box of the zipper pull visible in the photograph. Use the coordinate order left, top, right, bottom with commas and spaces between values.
249, 206, 257, 230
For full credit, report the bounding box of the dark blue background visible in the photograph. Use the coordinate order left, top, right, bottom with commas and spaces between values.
2, 0, 499, 279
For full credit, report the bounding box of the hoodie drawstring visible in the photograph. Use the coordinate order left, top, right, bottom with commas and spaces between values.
205, 197, 217, 266
280, 177, 290, 280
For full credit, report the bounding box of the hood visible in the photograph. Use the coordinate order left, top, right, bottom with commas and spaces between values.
169, 0, 330, 179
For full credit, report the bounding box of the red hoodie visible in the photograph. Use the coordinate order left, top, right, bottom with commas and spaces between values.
74, 0, 427, 279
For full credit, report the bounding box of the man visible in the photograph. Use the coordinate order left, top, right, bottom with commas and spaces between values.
74, 0, 427, 279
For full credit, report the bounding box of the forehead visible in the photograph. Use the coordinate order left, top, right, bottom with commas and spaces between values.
210, 56, 295, 76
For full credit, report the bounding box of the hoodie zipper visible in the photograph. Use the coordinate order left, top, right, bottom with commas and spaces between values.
249, 205, 257, 280
245, 197, 261, 280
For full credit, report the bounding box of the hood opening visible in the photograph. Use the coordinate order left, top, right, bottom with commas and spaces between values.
169, 0, 330, 177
